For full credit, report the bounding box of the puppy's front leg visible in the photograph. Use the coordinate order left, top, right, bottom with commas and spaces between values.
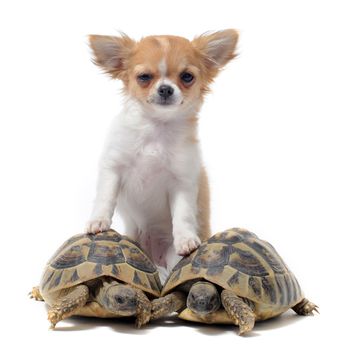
169, 187, 200, 256
86, 165, 120, 234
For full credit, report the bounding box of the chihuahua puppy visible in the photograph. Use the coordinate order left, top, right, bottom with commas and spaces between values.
86, 30, 238, 282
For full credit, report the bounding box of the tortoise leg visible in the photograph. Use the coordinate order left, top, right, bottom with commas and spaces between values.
221, 289, 255, 336
48, 284, 89, 329
29, 286, 44, 301
151, 291, 187, 320
134, 288, 152, 328
292, 298, 319, 316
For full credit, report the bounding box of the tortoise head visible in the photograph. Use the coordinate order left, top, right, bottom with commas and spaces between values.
187, 281, 220, 315
99, 283, 137, 316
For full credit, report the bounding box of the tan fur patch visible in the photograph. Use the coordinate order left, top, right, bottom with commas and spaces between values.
197, 167, 211, 241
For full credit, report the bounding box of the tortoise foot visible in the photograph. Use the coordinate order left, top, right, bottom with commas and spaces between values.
237, 314, 255, 336
292, 298, 319, 316
29, 286, 44, 301
135, 288, 152, 328
151, 292, 186, 320
48, 285, 89, 328
48, 309, 62, 329
221, 289, 255, 336
135, 309, 151, 328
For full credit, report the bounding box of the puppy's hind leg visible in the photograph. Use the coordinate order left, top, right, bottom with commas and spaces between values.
156, 265, 169, 285
122, 215, 139, 241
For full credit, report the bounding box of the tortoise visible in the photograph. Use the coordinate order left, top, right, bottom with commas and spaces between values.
30, 229, 162, 329
151, 228, 318, 335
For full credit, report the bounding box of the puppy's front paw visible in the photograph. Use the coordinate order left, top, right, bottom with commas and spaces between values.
85, 218, 111, 234
174, 233, 201, 256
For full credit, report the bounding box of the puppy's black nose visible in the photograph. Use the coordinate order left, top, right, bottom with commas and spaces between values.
158, 84, 174, 99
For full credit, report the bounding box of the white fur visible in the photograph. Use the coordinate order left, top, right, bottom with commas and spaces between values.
158, 58, 167, 76
86, 96, 203, 282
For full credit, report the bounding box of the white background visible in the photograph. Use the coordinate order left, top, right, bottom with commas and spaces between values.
0, 0, 348, 349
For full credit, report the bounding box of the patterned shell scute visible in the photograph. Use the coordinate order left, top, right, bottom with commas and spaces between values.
162, 228, 303, 307
40, 230, 161, 297
191, 243, 232, 275
118, 241, 157, 273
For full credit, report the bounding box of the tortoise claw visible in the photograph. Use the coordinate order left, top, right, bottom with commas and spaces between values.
29, 286, 44, 301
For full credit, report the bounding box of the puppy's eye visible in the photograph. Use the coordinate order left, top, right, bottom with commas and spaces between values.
137, 73, 153, 82
180, 72, 194, 84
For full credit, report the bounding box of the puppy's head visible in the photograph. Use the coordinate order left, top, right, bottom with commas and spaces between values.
89, 30, 238, 116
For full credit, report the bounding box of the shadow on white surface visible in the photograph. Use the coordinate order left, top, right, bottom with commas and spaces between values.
53, 310, 305, 336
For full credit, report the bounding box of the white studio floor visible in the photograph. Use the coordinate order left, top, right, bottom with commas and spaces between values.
20, 298, 328, 350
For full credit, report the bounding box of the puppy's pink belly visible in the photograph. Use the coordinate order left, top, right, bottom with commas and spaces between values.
138, 232, 171, 268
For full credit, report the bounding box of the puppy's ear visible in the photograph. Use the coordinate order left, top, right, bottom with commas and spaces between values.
89, 33, 135, 79
192, 29, 239, 70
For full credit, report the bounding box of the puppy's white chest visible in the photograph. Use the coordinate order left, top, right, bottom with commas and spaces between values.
126, 139, 170, 188
140, 142, 163, 158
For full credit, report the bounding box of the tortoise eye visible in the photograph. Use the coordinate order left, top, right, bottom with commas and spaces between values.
116, 296, 124, 304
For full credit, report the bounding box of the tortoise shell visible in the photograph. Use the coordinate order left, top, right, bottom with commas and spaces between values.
162, 228, 303, 307
39, 230, 161, 297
